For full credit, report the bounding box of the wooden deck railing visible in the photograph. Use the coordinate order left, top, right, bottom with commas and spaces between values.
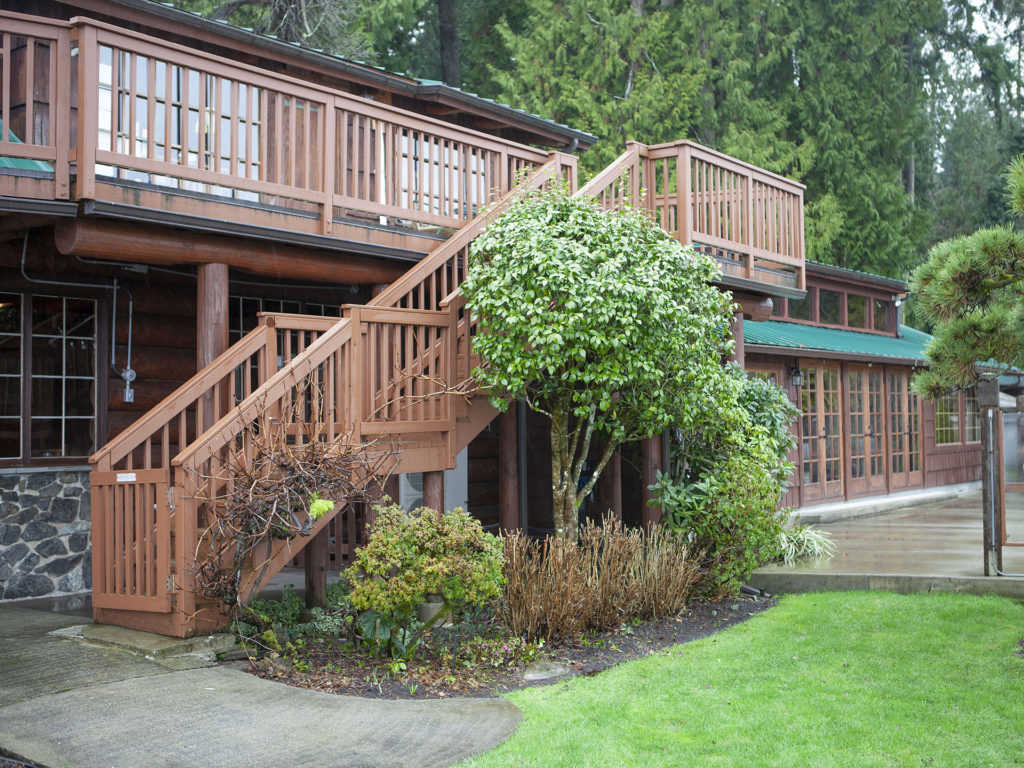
0, 14, 72, 200
1, 11, 549, 239
580, 140, 805, 292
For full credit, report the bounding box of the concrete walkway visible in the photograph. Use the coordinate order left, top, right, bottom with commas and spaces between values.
0, 606, 521, 768
751, 490, 1024, 598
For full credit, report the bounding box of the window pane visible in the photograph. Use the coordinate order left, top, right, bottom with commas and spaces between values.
64, 418, 95, 457
65, 379, 95, 417
820, 290, 841, 325
32, 335, 63, 376
0, 294, 21, 333
788, 288, 813, 321
0, 377, 20, 416
874, 299, 891, 332
65, 338, 95, 378
934, 392, 961, 445
848, 294, 867, 328
31, 377, 63, 417
770, 299, 784, 318
30, 418, 63, 458
32, 296, 64, 336
0, 417, 18, 458
65, 299, 95, 338
0, 338, 19, 376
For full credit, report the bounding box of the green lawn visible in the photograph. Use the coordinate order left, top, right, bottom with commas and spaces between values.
462, 592, 1024, 768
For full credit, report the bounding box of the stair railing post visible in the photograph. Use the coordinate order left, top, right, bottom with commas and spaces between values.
679, 143, 692, 246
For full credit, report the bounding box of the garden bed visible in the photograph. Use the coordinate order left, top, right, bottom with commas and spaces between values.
227, 594, 774, 699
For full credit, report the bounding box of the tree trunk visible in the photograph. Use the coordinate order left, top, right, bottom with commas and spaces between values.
438, 0, 461, 87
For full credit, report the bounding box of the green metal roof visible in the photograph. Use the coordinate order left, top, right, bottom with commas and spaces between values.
0, 120, 54, 172
745, 320, 931, 362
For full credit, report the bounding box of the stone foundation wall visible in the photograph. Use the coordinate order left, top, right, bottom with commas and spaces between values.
0, 468, 91, 601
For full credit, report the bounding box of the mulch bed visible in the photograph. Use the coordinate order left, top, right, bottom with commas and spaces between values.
232, 594, 775, 699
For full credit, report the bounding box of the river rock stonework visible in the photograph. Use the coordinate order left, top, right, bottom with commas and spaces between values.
0, 469, 91, 601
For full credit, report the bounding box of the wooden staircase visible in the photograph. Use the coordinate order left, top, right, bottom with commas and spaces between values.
87, 137, 806, 637
88, 154, 577, 637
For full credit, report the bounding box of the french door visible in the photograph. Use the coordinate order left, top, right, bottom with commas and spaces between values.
846, 366, 887, 495
889, 370, 923, 489
799, 362, 844, 502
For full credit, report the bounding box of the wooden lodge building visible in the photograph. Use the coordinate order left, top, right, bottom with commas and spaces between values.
0, 0, 977, 634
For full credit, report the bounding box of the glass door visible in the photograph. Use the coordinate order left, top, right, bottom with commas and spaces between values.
846, 366, 887, 496
889, 369, 923, 489
799, 361, 844, 502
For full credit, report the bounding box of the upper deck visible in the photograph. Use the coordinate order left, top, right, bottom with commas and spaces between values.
0, 9, 803, 294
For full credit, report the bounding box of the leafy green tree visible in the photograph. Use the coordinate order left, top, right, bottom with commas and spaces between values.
912, 157, 1024, 396
463, 188, 735, 539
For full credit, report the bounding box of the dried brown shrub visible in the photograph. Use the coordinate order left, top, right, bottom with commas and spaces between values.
501, 518, 701, 642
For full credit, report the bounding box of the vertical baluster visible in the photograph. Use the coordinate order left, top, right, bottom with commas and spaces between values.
114, 484, 125, 594
135, 481, 145, 596
178, 62, 188, 169
162, 423, 169, 468
1, 34, 10, 152
143, 436, 152, 469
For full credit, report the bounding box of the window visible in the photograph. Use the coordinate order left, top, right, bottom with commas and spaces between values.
0, 294, 21, 459
228, 295, 341, 342
874, 299, 891, 332
788, 288, 813, 321
964, 388, 981, 443
847, 294, 868, 328
0, 294, 98, 461
819, 290, 841, 325
747, 369, 779, 385
934, 392, 961, 445
770, 299, 784, 318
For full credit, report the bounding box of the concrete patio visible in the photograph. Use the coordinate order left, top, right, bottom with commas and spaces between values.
750, 490, 1024, 598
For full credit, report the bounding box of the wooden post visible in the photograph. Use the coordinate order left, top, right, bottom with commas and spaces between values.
641, 436, 663, 528
196, 262, 229, 431
979, 379, 1002, 575
498, 407, 519, 532
730, 309, 745, 368
595, 448, 622, 520
304, 526, 330, 608
423, 470, 444, 512
382, 474, 400, 505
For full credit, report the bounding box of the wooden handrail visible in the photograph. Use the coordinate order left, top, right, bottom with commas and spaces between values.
90, 324, 272, 468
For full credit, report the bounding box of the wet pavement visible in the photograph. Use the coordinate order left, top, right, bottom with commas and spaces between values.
751, 491, 1024, 595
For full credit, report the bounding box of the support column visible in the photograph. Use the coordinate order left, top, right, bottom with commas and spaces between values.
729, 309, 745, 368
197, 263, 229, 433
382, 474, 400, 505
595, 448, 622, 520
980, 380, 1002, 576
423, 470, 445, 512
498, 407, 520, 533
304, 526, 330, 608
641, 435, 663, 528
197, 262, 230, 368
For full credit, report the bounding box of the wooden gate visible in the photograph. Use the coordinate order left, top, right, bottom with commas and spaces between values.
90, 469, 173, 613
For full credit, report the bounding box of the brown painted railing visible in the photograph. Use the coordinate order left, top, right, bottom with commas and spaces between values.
0, 14, 72, 200
1, 11, 549, 239
580, 140, 805, 292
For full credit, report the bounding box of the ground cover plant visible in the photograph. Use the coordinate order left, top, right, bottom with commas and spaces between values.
459, 591, 1024, 768
230, 511, 752, 698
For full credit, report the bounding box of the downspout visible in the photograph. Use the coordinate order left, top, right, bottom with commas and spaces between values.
517, 400, 528, 532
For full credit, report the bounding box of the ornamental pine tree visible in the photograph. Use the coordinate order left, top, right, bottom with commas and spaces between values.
912, 156, 1024, 396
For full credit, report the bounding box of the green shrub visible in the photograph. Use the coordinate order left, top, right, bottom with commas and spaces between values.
658, 438, 788, 596
345, 503, 505, 658
655, 366, 796, 596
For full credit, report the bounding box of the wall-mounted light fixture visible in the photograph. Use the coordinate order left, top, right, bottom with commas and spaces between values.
788, 364, 805, 387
